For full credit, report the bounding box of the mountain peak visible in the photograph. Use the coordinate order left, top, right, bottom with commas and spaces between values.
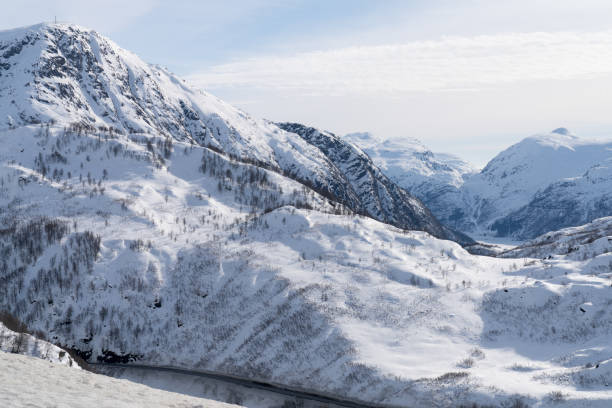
551, 127, 570, 135
1, 23, 219, 140
0, 22, 93, 42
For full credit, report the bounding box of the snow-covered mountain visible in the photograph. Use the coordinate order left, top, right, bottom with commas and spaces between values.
346, 128, 612, 240
278, 123, 473, 245
3, 22, 612, 407
0, 22, 460, 244
343, 132, 476, 190
464, 128, 612, 238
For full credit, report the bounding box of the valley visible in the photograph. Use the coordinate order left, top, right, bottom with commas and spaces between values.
0, 22, 611, 408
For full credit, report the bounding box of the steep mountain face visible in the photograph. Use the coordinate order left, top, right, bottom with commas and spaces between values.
277, 123, 473, 245
0, 23, 325, 191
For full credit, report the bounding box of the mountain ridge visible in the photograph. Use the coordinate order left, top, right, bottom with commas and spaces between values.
0, 22, 463, 244
345, 127, 612, 240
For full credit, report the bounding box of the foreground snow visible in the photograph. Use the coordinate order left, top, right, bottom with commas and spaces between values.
0, 351, 241, 408
0, 322, 80, 368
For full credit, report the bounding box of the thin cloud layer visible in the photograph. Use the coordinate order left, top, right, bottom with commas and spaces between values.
188, 30, 612, 94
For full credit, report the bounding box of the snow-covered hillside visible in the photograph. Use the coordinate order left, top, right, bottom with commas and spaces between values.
2, 22, 612, 408
500, 216, 612, 259
0, 22, 459, 243
0, 121, 610, 405
0, 352, 241, 408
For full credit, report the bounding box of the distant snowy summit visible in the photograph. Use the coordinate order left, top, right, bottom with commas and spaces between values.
346, 128, 612, 240
343, 132, 476, 189
551, 127, 571, 135
477, 129, 612, 238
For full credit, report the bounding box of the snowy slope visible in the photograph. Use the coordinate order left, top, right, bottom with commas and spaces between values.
0, 122, 579, 406
2, 22, 612, 408
0, 22, 459, 243
278, 123, 473, 245
499, 216, 612, 259
0, 121, 611, 405
0, 352, 241, 408
0, 322, 80, 368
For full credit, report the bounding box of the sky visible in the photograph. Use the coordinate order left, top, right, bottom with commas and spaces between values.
3, 0, 612, 166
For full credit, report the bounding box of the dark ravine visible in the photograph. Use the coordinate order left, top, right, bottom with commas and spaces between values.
93, 362, 407, 408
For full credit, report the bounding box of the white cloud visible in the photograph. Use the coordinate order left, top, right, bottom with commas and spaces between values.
188, 30, 612, 94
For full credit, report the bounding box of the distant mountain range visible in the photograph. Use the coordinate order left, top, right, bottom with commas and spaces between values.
345, 128, 612, 240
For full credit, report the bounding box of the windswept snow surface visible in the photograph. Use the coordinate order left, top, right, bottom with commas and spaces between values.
0, 352, 241, 408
